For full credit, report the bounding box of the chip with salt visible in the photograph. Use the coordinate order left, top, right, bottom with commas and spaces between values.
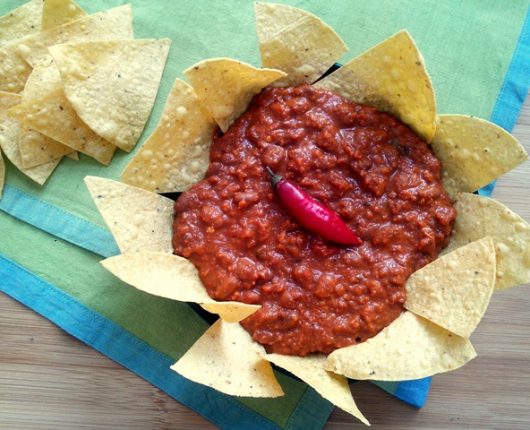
85, 176, 175, 254
49, 39, 171, 152
0, 4, 133, 93
445, 193, 530, 290
41, 0, 86, 31
255, 2, 347, 86
0, 91, 60, 185
314, 30, 436, 142
0, 0, 42, 46
7, 60, 116, 165
121, 79, 216, 193
171, 319, 283, 398
101, 252, 260, 323
263, 353, 369, 425
432, 115, 528, 194
184, 58, 286, 132
0, 150, 5, 197
325, 311, 476, 381
405, 237, 496, 338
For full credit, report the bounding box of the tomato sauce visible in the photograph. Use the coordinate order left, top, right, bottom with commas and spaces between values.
173, 84, 455, 356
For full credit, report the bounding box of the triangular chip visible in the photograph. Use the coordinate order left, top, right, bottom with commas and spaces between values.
314, 30, 436, 141
255, 2, 347, 86
101, 252, 260, 323
184, 58, 286, 131
0, 4, 133, 93
121, 79, 216, 193
445, 193, 530, 290
49, 39, 171, 152
326, 312, 476, 381
18, 128, 73, 168
0, 150, 5, 198
41, 0, 86, 31
263, 354, 369, 426
18, 62, 75, 168
405, 237, 496, 338
85, 176, 175, 254
431, 115, 528, 194
0, 0, 42, 46
0, 91, 60, 185
171, 320, 283, 397
8, 60, 116, 165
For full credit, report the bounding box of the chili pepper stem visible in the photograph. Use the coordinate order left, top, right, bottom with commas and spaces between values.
265, 166, 282, 187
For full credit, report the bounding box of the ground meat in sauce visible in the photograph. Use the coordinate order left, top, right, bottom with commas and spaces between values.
173, 84, 456, 356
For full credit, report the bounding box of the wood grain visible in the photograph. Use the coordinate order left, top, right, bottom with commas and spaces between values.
1, 96, 529, 430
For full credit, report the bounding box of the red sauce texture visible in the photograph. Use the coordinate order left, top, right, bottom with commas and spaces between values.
173, 85, 456, 356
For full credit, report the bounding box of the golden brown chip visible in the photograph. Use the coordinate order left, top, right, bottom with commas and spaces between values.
0, 4, 133, 93
121, 79, 216, 193
41, 0, 86, 31
0, 150, 5, 198
184, 58, 286, 132
255, 2, 347, 86
263, 354, 369, 425
326, 312, 476, 381
0, 0, 42, 46
85, 176, 175, 254
8, 60, 116, 165
49, 39, 171, 152
0, 90, 60, 185
432, 115, 528, 194
101, 252, 260, 323
405, 237, 496, 338
445, 193, 530, 290
314, 30, 436, 141
171, 320, 283, 398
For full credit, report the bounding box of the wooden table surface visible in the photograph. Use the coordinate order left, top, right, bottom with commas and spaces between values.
1, 95, 529, 430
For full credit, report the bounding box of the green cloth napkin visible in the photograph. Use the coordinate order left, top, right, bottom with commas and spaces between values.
1, 0, 529, 428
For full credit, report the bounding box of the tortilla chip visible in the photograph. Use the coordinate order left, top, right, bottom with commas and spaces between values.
171, 319, 283, 397
49, 39, 171, 152
326, 312, 476, 381
0, 150, 5, 198
184, 58, 286, 132
19, 128, 73, 168
0, 4, 133, 93
314, 30, 436, 141
405, 237, 496, 338
432, 115, 528, 194
84, 176, 175, 254
66, 151, 78, 160
101, 252, 260, 323
15, 58, 75, 167
0, 91, 60, 184
199, 303, 260, 323
8, 60, 116, 165
0, 0, 43, 46
121, 79, 216, 193
255, 2, 347, 86
263, 354, 369, 425
445, 193, 530, 290
41, 0, 86, 31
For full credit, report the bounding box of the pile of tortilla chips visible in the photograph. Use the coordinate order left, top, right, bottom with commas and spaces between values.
26, 2, 528, 426
0, 0, 170, 197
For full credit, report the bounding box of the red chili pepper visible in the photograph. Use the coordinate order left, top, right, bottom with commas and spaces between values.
266, 167, 362, 246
